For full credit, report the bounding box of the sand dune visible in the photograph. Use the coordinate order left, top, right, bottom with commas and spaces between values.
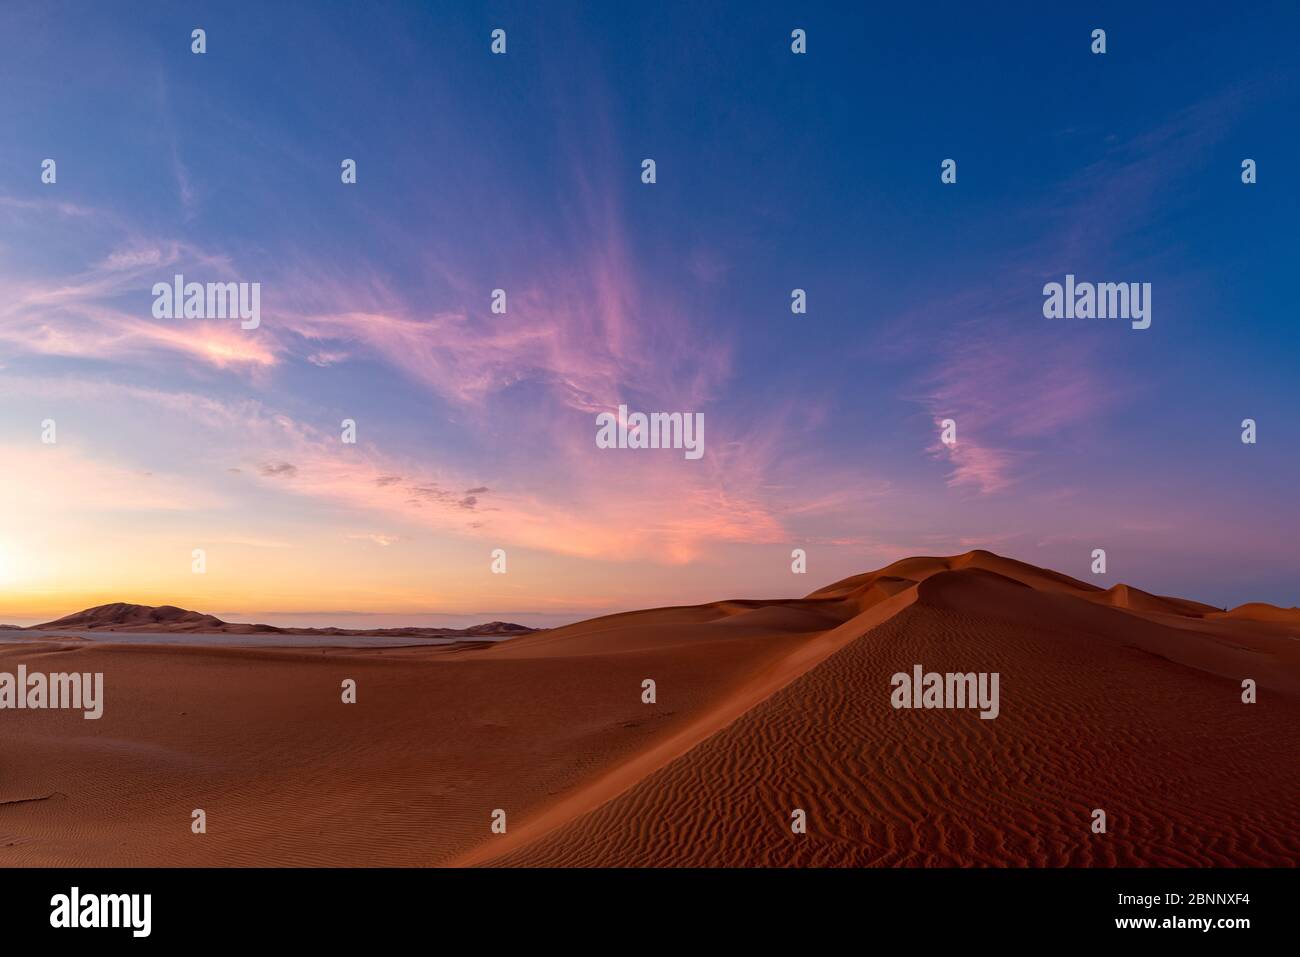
1, 551, 1295, 867
36, 602, 230, 632
31, 602, 531, 638
486, 564, 1300, 867
1214, 602, 1300, 624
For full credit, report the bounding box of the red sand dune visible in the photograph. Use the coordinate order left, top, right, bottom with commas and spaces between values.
2, 551, 1296, 867
1213, 602, 1300, 624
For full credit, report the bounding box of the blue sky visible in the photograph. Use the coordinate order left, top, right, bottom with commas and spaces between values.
1, 1, 1298, 623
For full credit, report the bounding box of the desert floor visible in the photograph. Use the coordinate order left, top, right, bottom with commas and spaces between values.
2, 551, 1297, 866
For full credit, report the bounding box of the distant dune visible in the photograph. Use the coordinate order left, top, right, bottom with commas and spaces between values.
30, 602, 534, 638
1212, 602, 1300, 624
2, 550, 1296, 867
35, 603, 230, 632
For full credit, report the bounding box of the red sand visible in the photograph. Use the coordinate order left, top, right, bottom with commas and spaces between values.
2, 551, 1296, 866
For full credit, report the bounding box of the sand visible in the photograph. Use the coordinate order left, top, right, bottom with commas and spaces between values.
1, 551, 1296, 866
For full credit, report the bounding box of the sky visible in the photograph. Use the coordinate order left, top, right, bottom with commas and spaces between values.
1, 1, 1298, 626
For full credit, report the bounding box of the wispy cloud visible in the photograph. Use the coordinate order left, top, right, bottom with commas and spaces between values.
0, 239, 275, 370
890, 91, 1248, 493
347, 533, 400, 547
916, 320, 1109, 494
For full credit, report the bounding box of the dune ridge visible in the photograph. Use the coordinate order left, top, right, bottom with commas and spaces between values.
484, 556, 1299, 866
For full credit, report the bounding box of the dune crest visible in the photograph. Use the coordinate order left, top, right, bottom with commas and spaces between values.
478, 552, 1299, 866
1212, 602, 1300, 623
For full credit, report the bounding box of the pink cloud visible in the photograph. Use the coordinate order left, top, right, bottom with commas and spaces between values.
913, 317, 1115, 494
0, 240, 273, 371
931, 425, 1019, 495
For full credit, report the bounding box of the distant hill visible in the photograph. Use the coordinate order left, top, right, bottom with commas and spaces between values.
32, 602, 535, 638
37, 603, 229, 632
